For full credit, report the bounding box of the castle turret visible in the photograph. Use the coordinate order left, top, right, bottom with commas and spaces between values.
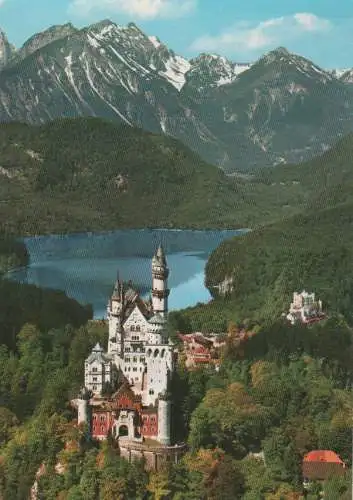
77, 387, 91, 427
157, 392, 171, 445
152, 245, 170, 317
108, 272, 125, 354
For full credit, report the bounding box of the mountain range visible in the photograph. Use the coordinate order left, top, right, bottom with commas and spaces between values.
1, 20, 353, 172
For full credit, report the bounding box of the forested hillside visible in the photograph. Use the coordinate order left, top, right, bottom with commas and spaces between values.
3, 116, 348, 237
0, 117, 248, 235
0, 315, 351, 498
0, 234, 28, 273
200, 202, 353, 328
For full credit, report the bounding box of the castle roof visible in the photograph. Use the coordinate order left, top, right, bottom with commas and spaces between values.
149, 313, 167, 325
152, 244, 167, 267
86, 343, 110, 364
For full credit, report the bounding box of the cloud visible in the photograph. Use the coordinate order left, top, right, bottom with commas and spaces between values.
190, 13, 332, 56
68, 0, 196, 19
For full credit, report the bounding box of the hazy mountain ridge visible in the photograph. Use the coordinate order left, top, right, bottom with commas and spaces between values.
1, 21, 353, 171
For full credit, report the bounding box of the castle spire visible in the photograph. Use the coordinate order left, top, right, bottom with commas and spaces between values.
151, 244, 169, 316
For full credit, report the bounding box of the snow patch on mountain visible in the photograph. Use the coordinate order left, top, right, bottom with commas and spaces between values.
159, 55, 191, 91
216, 63, 250, 86
87, 33, 100, 49
149, 36, 161, 49
330, 68, 350, 79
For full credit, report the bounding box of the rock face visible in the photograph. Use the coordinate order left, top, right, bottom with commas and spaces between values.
0, 29, 15, 70
1, 22, 353, 171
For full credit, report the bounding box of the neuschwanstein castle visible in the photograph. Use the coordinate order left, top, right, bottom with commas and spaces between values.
74, 246, 185, 467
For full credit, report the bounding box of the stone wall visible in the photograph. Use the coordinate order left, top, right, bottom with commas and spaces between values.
119, 442, 187, 471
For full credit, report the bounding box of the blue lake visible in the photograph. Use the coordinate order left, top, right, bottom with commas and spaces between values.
6, 229, 248, 318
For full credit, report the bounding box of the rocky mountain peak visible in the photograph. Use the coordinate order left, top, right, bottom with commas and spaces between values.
0, 21, 351, 173
12, 23, 78, 64
185, 53, 250, 92
253, 46, 333, 84
0, 28, 15, 70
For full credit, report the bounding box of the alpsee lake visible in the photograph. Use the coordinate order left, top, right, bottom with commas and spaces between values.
6, 229, 248, 318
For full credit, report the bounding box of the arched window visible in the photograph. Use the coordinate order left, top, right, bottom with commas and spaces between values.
161, 349, 165, 358
131, 325, 135, 331
147, 349, 152, 357
136, 325, 141, 332
154, 349, 159, 358
119, 425, 129, 437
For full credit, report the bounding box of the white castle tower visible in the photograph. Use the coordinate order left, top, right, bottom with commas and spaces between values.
151, 245, 170, 317
77, 387, 91, 427
82, 245, 174, 447
107, 274, 126, 356
157, 392, 172, 446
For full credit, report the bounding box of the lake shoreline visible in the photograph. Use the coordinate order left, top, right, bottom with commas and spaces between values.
7, 229, 246, 317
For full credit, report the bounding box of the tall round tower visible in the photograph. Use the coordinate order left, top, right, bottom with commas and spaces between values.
152, 245, 170, 317
157, 392, 171, 446
108, 273, 125, 355
77, 387, 91, 428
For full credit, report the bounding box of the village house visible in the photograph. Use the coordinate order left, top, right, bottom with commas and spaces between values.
302, 449, 347, 490
177, 332, 226, 368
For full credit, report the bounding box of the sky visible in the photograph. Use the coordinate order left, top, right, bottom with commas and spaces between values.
0, 0, 353, 68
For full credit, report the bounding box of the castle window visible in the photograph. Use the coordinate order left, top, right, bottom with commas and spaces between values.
149, 389, 154, 395
161, 349, 165, 358
133, 367, 137, 372
131, 325, 135, 331
92, 367, 98, 372
136, 325, 141, 332
125, 347, 130, 352
154, 349, 159, 357
93, 385, 97, 391
141, 357, 145, 363
133, 357, 137, 362
125, 358, 130, 362
93, 377, 97, 382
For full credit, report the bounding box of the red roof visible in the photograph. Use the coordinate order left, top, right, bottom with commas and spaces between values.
178, 333, 193, 343
304, 450, 344, 465
193, 346, 210, 354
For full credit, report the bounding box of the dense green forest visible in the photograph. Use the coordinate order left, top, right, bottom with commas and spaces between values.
181, 202, 353, 330
0, 234, 28, 273
2, 117, 353, 236
0, 315, 351, 499
0, 117, 290, 235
